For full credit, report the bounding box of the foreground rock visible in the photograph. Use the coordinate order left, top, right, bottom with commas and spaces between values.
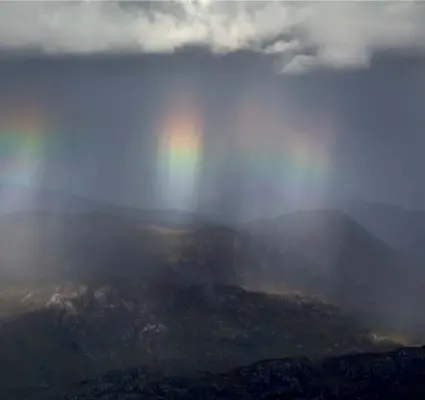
43, 346, 425, 399
3, 283, 392, 399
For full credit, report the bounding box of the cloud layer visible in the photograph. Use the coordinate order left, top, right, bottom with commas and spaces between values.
1, 1, 425, 72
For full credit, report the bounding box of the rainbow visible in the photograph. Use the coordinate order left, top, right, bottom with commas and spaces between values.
153, 85, 335, 214
0, 100, 53, 186
156, 92, 204, 211
233, 91, 335, 211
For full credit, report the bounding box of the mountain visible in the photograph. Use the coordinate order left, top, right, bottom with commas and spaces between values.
0, 283, 388, 399
1, 207, 423, 335
244, 209, 425, 336
1, 208, 423, 335
0, 181, 208, 226
37, 345, 425, 400
0, 207, 424, 398
0, 210, 243, 288
340, 201, 425, 260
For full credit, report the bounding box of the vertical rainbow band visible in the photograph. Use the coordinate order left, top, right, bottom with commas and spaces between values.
156, 92, 203, 211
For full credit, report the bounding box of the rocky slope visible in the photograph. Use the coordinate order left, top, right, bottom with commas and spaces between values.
1, 283, 393, 399
245, 209, 425, 337
1, 209, 423, 398
40, 345, 425, 400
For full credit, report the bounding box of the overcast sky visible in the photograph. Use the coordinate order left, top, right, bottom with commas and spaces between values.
0, 1, 424, 219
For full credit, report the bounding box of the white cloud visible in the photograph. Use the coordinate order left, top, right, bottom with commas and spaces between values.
282, 55, 318, 74
0, 1, 424, 72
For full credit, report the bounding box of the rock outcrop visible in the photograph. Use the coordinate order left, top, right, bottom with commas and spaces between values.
46, 346, 425, 399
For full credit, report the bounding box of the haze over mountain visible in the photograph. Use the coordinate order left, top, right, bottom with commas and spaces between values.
0, 182, 424, 328
0, 205, 410, 399
1, 198, 424, 333
0, 181, 206, 224
1, 200, 425, 398
1, 1, 425, 399
340, 201, 425, 261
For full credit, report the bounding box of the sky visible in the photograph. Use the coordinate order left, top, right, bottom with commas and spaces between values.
0, 1, 424, 220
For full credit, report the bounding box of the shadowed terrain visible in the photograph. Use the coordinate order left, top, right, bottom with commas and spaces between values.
39, 346, 425, 400
0, 206, 424, 398
342, 201, 425, 260
1, 3, 425, 397
1, 282, 395, 399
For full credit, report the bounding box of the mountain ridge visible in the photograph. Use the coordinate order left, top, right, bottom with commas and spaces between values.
340, 200, 425, 260
38, 345, 425, 400
1, 201, 425, 398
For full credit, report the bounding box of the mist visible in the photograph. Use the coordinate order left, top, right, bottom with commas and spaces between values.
1, 2, 425, 398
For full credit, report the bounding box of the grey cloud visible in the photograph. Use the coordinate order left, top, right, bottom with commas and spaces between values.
0, 1, 424, 72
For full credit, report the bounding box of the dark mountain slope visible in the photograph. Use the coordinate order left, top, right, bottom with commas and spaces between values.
0, 181, 209, 226
0, 284, 386, 399
1, 209, 424, 398
1, 208, 424, 337
342, 201, 425, 260
0, 210, 235, 287
40, 345, 425, 400
245, 209, 425, 335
